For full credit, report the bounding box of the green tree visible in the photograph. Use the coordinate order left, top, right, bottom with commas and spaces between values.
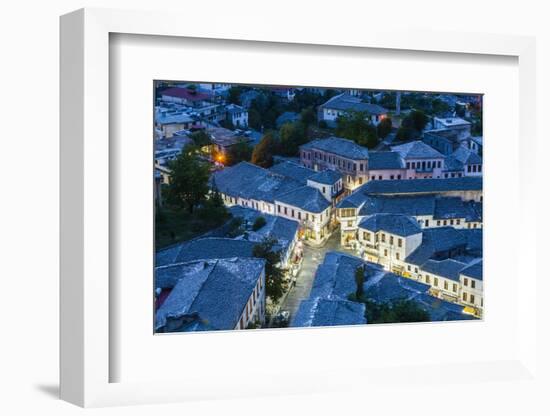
376, 117, 393, 139
190, 130, 212, 148
197, 178, 229, 226
409, 110, 429, 132
336, 111, 379, 149
248, 108, 262, 130
251, 133, 275, 168
300, 106, 316, 126
165, 151, 210, 213
431, 98, 451, 116
361, 299, 430, 324
252, 216, 267, 231
278, 122, 307, 156
252, 237, 287, 303
226, 140, 253, 166
455, 104, 466, 118
395, 110, 428, 140
355, 265, 365, 299
227, 86, 244, 105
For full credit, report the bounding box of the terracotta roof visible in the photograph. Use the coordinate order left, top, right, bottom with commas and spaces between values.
161, 87, 210, 102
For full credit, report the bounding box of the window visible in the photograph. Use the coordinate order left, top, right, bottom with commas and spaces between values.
322, 186, 326, 193
381, 234, 386, 243
450, 219, 454, 225
453, 283, 457, 293
437, 220, 441, 226
464, 278, 469, 286
397, 175, 402, 179
456, 219, 460, 225
425, 219, 429, 227
360, 163, 364, 171
470, 294, 475, 303
366, 232, 371, 241
434, 277, 439, 287
463, 292, 467, 301
443, 220, 447, 226
407, 265, 411, 271
415, 267, 418, 273
298, 212, 301, 220
390, 175, 394, 180
384, 249, 388, 257
347, 221, 353, 227
306, 213, 309, 221
390, 236, 394, 245
437, 161, 442, 168
407, 162, 411, 169
398, 238, 402, 248
291, 209, 295, 218
396, 253, 400, 260
471, 280, 476, 289
444, 281, 448, 290
425, 275, 431, 284
378, 176, 382, 180
312, 215, 316, 222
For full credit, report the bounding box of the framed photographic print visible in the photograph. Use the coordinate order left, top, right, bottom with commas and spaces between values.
153, 81, 484, 334
60, 7, 541, 409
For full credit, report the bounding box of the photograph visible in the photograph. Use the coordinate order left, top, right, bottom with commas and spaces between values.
153, 82, 483, 333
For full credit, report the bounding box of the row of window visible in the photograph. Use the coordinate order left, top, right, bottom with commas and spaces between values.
302, 150, 366, 173
467, 164, 482, 173
406, 160, 442, 170
435, 219, 461, 226
443, 172, 463, 178
277, 204, 326, 223
362, 231, 404, 247
422, 274, 459, 293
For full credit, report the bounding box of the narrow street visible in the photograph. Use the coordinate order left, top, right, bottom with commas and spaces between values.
279, 231, 355, 323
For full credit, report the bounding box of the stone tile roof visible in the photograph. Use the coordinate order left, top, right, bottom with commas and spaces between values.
358, 213, 422, 237
156, 237, 257, 267
155, 257, 265, 331
275, 186, 331, 213
391, 140, 445, 159
213, 162, 302, 203
421, 259, 468, 281
460, 259, 483, 281
269, 161, 317, 184
358, 195, 436, 217
292, 297, 367, 327
404, 227, 468, 267
308, 169, 342, 185
320, 93, 388, 115
358, 176, 482, 195
300, 137, 370, 160
368, 151, 405, 170
450, 146, 483, 165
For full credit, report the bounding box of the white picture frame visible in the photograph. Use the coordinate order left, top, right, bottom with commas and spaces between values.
60, 7, 540, 408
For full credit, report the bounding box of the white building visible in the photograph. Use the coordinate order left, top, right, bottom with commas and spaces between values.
225, 104, 249, 128
318, 93, 388, 127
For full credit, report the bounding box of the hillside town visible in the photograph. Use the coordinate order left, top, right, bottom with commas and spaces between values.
153, 82, 483, 332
